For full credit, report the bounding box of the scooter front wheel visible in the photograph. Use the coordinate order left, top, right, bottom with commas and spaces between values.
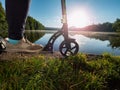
59, 40, 79, 56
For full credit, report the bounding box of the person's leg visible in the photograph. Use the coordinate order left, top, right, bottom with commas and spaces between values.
5, 0, 31, 42
5, 0, 43, 53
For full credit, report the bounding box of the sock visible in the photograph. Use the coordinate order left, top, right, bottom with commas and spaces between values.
8, 38, 20, 44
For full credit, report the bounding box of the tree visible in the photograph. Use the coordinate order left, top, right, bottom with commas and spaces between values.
0, 2, 8, 37
25, 16, 45, 30
0, 2, 5, 19
100, 22, 114, 32
0, 2, 8, 31
112, 18, 120, 32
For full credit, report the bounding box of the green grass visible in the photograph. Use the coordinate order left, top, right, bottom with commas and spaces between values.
0, 53, 120, 90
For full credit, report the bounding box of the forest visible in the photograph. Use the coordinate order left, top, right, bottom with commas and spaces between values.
77, 19, 120, 32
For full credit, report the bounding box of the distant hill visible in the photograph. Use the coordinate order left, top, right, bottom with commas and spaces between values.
80, 22, 114, 32
69, 22, 116, 32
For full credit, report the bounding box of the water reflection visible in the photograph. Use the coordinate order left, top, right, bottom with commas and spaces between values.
71, 34, 120, 55
109, 37, 120, 49
83, 33, 120, 49
33, 31, 120, 55
25, 31, 45, 42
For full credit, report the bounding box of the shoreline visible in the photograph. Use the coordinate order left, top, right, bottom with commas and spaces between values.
26, 30, 119, 35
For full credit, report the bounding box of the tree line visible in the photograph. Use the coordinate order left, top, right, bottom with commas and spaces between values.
79, 19, 120, 32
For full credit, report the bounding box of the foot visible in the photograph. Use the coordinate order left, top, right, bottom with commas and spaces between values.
5, 37, 43, 53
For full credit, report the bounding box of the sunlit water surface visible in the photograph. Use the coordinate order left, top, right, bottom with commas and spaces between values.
35, 32, 120, 55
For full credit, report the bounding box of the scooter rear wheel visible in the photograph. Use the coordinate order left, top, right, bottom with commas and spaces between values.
59, 40, 79, 56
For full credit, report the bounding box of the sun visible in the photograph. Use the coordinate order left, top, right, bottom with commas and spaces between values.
68, 10, 90, 28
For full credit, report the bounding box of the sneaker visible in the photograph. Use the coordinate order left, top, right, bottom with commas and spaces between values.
5, 37, 43, 53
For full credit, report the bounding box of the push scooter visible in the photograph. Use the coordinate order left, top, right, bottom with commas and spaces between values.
43, 0, 79, 56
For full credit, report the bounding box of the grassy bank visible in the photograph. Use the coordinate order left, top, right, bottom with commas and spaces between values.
0, 53, 120, 90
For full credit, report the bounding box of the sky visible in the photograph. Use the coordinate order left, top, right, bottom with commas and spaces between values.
1, 0, 120, 28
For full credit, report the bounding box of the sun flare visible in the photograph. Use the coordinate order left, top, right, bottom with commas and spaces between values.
68, 10, 90, 28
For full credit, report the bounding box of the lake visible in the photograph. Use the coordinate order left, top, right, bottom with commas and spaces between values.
33, 30, 120, 55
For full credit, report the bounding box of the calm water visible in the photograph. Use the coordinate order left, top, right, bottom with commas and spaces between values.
35, 31, 120, 55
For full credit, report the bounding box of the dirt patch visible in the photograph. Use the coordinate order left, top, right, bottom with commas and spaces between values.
0, 51, 102, 61
0, 51, 63, 61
